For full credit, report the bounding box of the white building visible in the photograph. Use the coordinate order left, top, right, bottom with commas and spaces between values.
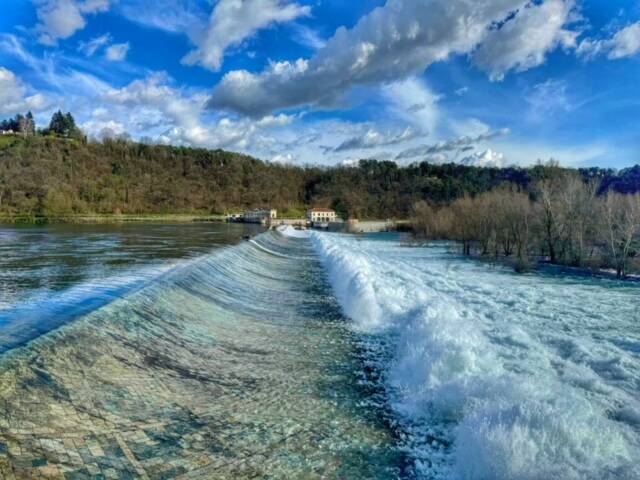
307, 208, 337, 224
226, 212, 244, 222
244, 209, 277, 224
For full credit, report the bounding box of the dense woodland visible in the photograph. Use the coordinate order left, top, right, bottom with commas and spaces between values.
1, 133, 637, 219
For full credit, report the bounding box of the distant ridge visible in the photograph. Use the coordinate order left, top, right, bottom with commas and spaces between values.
0, 135, 637, 221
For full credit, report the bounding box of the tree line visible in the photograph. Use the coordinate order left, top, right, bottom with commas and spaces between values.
0, 110, 83, 139
412, 165, 640, 277
0, 112, 35, 136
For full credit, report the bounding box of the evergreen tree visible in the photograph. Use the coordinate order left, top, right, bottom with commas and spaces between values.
48, 110, 66, 136
47, 110, 81, 138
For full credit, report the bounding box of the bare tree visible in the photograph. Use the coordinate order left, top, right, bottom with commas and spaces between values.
600, 193, 640, 278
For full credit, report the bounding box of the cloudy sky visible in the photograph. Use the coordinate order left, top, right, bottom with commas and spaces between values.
1, 0, 639, 168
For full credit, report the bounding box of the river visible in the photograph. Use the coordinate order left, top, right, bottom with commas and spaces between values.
0, 224, 637, 479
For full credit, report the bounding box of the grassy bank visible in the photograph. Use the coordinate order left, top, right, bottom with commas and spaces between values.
0, 213, 226, 224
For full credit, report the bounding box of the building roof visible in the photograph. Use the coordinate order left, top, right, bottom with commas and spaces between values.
309, 208, 335, 212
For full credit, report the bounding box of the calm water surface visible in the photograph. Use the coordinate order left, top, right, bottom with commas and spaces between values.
0, 222, 261, 309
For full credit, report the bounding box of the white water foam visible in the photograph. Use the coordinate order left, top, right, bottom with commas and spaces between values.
277, 225, 311, 239
312, 232, 640, 479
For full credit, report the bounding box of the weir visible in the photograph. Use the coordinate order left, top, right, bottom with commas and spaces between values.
0, 230, 403, 479
1, 226, 639, 479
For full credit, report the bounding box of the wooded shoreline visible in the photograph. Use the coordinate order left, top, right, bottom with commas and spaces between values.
0, 213, 227, 224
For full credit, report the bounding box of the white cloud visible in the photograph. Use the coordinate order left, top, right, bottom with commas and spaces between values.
105, 42, 130, 61
474, 0, 579, 81
207, 0, 583, 117
383, 78, 440, 136
333, 126, 419, 152
81, 0, 109, 11
578, 22, 640, 60
78, 33, 111, 56
95, 73, 302, 152
1, 33, 113, 99
100, 73, 210, 144
183, 0, 310, 71
341, 158, 360, 167
271, 153, 294, 164
77, 34, 130, 61
256, 113, 296, 128
525, 79, 571, 119
460, 149, 505, 168
292, 24, 326, 50
81, 119, 127, 139
92, 107, 108, 117
34, 0, 110, 45
395, 128, 510, 160
118, 0, 207, 38
0, 67, 50, 116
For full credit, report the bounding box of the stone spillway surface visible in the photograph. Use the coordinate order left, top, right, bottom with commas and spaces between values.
0, 228, 402, 479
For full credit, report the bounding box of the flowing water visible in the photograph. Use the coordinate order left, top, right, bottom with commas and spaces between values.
0, 224, 638, 479
312, 231, 640, 480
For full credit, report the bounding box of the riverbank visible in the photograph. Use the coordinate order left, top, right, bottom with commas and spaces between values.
404, 236, 640, 280
0, 213, 226, 224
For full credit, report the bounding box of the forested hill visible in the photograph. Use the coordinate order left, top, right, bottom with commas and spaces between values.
0, 135, 638, 220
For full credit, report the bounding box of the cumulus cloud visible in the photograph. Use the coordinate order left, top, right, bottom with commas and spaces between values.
100, 73, 212, 145
474, 0, 579, 81
208, 0, 582, 117
460, 148, 505, 168
34, 0, 110, 45
0, 67, 50, 116
81, 119, 127, 140
578, 22, 640, 60
395, 128, 510, 160
182, 0, 310, 71
96, 73, 297, 151
105, 42, 130, 61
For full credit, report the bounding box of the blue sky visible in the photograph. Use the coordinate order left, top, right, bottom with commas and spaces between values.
0, 0, 639, 168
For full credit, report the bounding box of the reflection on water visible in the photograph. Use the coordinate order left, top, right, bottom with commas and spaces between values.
0, 228, 402, 478
0, 223, 262, 310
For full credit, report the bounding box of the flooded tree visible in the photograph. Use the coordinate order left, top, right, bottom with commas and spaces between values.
600, 193, 640, 278
411, 180, 639, 276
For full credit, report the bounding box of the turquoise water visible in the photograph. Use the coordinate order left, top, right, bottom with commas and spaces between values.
0, 224, 638, 479
0, 225, 403, 478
